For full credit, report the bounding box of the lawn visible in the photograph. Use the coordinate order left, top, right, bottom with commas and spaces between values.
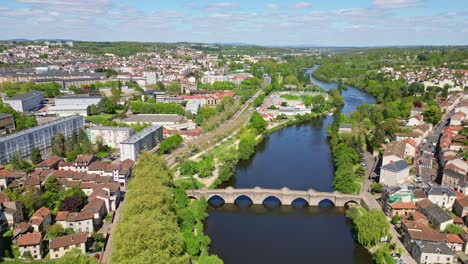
85, 113, 114, 124
210, 137, 237, 160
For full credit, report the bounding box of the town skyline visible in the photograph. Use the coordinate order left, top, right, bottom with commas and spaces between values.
1, 0, 467, 46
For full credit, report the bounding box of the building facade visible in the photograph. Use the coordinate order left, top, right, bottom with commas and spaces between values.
0, 115, 84, 164
89, 126, 134, 149
120, 125, 163, 161
3, 90, 44, 112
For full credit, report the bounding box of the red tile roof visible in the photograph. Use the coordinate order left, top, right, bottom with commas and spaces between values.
17, 232, 42, 246
447, 233, 464, 244
391, 202, 416, 210
49, 232, 87, 250
55, 211, 69, 221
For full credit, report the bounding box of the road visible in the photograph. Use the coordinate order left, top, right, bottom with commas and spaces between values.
361, 152, 416, 264
100, 200, 124, 264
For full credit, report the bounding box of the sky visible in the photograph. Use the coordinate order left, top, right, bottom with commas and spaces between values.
0, 0, 467, 46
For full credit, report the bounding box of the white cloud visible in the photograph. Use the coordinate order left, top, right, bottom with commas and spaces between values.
205, 2, 239, 10
266, 3, 280, 10
289, 2, 312, 9
373, 0, 421, 9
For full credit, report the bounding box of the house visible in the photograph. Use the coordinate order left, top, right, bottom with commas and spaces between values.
29, 207, 51, 232
411, 241, 454, 264
453, 196, 468, 217
89, 182, 121, 211
0, 170, 26, 191
394, 132, 423, 145
423, 204, 454, 232
447, 234, 464, 252
380, 160, 410, 186
49, 232, 87, 259
381, 186, 416, 215
35, 157, 63, 170
74, 155, 97, 172
442, 169, 466, 193
382, 140, 416, 166
1, 201, 25, 227
56, 211, 94, 234
389, 202, 416, 217
17, 232, 42, 260
451, 112, 466, 126
401, 220, 446, 251
12, 222, 33, 241
406, 114, 424, 127
338, 123, 352, 134
426, 186, 457, 210
80, 198, 107, 227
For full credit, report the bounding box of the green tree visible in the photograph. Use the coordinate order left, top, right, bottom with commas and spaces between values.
46, 223, 65, 239
100, 97, 116, 114
51, 133, 66, 157
354, 210, 389, 248
56, 248, 96, 264
445, 224, 464, 235
179, 161, 199, 176
423, 105, 442, 125
249, 112, 267, 133
166, 82, 181, 94
159, 135, 183, 154
197, 157, 215, 178
30, 147, 42, 165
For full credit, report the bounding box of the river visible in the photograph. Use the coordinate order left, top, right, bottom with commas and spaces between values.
205, 65, 376, 264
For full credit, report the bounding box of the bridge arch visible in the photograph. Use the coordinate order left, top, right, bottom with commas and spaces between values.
344, 200, 359, 208
234, 195, 253, 207
262, 196, 282, 208
207, 195, 225, 207
291, 197, 309, 208
318, 198, 335, 208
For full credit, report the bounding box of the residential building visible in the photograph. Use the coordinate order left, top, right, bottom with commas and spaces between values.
48, 95, 102, 117
381, 186, 416, 215
453, 196, 468, 217
2, 90, 44, 112
382, 139, 416, 166
411, 241, 454, 264
56, 211, 94, 234
338, 124, 352, 134
17, 232, 42, 260
380, 160, 410, 186
0, 115, 85, 164
89, 126, 134, 149
120, 125, 163, 161
447, 234, 464, 253
49, 232, 87, 259
1, 201, 25, 227
389, 202, 416, 218
35, 156, 63, 170
442, 169, 466, 193
426, 186, 457, 209
401, 219, 446, 251
29, 207, 51, 232
0, 113, 15, 131
142, 89, 183, 104
123, 114, 184, 128
422, 203, 454, 232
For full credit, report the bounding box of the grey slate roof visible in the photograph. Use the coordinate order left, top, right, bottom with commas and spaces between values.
0, 113, 13, 119
5, 90, 44, 101
444, 169, 464, 180
427, 186, 456, 197
124, 114, 183, 124
414, 241, 454, 255
424, 204, 453, 224
89, 126, 134, 132
120, 125, 162, 144
381, 160, 409, 172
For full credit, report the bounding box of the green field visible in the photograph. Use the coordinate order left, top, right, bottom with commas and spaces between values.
85, 113, 115, 124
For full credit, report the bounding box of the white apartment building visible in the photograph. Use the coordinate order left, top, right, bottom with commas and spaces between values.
120, 125, 163, 161
2, 90, 44, 112
89, 126, 135, 149
0, 115, 84, 164
48, 95, 102, 117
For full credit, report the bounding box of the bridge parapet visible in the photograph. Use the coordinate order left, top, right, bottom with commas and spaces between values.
186, 187, 362, 207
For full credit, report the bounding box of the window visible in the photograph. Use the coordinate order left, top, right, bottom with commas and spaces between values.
55, 254, 58, 258
65, 246, 69, 250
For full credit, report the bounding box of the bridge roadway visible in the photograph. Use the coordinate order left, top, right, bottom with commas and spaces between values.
186, 187, 362, 207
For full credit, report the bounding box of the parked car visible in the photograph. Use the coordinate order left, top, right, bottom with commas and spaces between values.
361, 162, 367, 167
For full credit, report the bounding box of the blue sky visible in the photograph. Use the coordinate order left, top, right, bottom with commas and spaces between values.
1, 0, 467, 46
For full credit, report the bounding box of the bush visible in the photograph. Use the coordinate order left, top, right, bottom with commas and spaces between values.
391, 215, 400, 225
179, 161, 199, 176
197, 157, 215, 178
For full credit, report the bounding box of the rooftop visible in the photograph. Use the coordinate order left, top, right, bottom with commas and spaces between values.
49, 232, 87, 250
414, 241, 454, 255
124, 114, 183, 124
89, 126, 134, 132
381, 160, 409, 172
5, 90, 44, 101
120, 125, 162, 144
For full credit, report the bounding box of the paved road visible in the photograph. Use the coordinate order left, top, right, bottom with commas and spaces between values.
100, 200, 124, 264
361, 153, 416, 264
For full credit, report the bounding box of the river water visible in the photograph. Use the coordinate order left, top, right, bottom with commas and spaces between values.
205, 65, 376, 264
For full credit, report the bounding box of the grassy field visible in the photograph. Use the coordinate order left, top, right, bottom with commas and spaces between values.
85, 113, 114, 124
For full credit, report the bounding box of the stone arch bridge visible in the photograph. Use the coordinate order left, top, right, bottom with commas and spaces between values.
186, 187, 362, 207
